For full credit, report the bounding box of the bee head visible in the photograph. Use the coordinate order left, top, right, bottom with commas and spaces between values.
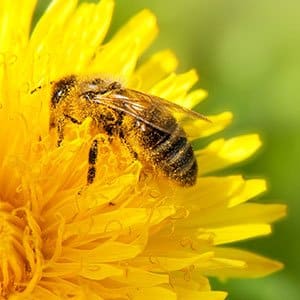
51, 75, 77, 108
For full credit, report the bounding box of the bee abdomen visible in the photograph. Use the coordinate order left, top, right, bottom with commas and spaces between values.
152, 126, 197, 186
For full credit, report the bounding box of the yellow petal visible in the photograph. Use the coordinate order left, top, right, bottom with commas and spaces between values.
208, 223, 271, 245
110, 9, 158, 56
173, 175, 245, 209
177, 289, 228, 300
173, 273, 227, 299
36, 278, 87, 299
130, 287, 176, 300
172, 175, 266, 214
149, 69, 198, 103
0, 0, 36, 52
64, 238, 145, 263
43, 262, 122, 280
75, 165, 141, 211
63, 206, 176, 239
133, 251, 214, 272
193, 203, 287, 228
196, 134, 262, 175
173, 274, 211, 292
129, 49, 178, 90
31, 285, 62, 300
30, 0, 77, 49
228, 179, 267, 207
112, 267, 169, 287
80, 263, 123, 280
204, 247, 284, 279
54, 0, 114, 74
186, 112, 233, 140
196, 256, 246, 272
90, 39, 139, 81
185, 88, 208, 108
91, 9, 158, 80
28, 0, 78, 84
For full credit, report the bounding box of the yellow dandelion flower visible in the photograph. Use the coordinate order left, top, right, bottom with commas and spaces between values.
0, 0, 286, 299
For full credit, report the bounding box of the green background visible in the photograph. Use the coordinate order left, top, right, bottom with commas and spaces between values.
35, 1, 299, 299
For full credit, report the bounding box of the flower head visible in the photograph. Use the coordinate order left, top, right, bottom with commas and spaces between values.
0, 0, 286, 299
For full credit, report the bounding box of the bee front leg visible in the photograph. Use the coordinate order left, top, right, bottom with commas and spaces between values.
57, 119, 65, 147
87, 139, 98, 185
119, 130, 138, 160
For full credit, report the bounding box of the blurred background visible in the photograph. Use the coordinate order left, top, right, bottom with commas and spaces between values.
36, 0, 299, 299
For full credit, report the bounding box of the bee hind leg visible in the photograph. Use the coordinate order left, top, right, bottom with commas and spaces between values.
87, 139, 98, 185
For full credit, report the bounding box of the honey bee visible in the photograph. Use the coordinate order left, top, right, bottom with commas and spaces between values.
47, 75, 209, 186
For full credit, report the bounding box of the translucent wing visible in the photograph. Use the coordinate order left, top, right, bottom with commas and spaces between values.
85, 88, 210, 136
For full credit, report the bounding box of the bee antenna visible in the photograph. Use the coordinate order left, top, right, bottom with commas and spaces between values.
30, 81, 54, 94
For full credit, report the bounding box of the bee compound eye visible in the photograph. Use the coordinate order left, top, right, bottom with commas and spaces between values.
52, 89, 64, 106
51, 75, 76, 106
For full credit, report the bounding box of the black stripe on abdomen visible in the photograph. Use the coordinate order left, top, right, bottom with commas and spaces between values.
150, 125, 198, 186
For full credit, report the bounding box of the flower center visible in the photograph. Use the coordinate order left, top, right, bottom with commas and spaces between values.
0, 201, 42, 298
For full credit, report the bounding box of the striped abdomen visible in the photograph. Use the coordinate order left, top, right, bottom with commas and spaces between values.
137, 114, 198, 186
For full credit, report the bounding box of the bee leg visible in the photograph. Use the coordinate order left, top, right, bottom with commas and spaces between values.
87, 139, 98, 185
57, 119, 65, 147
56, 115, 82, 147
119, 131, 138, 160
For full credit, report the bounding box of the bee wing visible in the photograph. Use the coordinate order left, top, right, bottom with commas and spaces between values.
89, 89, 210, 136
